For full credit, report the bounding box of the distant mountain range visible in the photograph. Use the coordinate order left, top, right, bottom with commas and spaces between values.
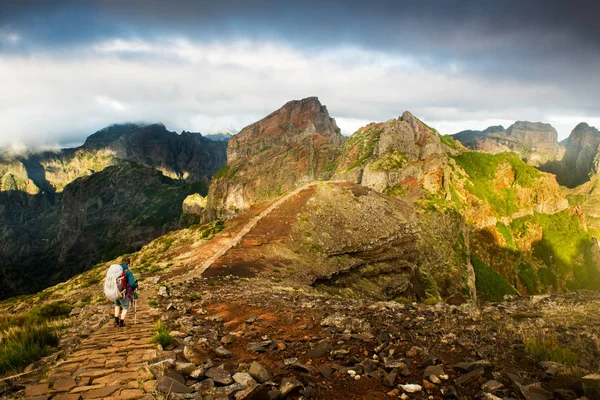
0, 124, 227, 299
1, 101, 599, 302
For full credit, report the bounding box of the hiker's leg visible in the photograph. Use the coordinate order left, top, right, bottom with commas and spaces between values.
114, 306, 120, 318
119, 298, 130, 326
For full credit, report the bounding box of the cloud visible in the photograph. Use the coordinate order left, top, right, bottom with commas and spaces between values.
0, 1, 599, 146
96, 95, 128, 111
0, 36, 597, 148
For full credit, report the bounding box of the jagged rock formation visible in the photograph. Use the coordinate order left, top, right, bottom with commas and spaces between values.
453, 121, 564, 167
540, 122, 600, 188
204, 97, 345, 220
333, 111, 455, 194
0, 123, 227, 193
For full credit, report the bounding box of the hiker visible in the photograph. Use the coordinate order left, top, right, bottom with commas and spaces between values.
113, 257, 138, 327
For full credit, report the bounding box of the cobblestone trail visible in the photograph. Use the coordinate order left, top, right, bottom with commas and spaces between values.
22, 294, 158, 400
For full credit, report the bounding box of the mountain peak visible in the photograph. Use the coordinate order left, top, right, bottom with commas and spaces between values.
227, 97, 343, 162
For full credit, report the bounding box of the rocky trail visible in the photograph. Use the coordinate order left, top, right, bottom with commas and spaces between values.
173, 181, 349, 283
14, 294, 160, 400
147, 278, 600, 400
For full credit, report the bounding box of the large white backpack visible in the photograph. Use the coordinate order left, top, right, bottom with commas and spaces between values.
104, 264, 125, 301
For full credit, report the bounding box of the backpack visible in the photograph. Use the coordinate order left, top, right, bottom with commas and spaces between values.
104, 264, 125, 301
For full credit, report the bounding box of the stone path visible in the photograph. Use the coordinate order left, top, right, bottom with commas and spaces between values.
23, 294, 158, 400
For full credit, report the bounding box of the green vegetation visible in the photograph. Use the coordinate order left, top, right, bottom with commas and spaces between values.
448, 184, 462, 209
524, 336, 579, 366
213, 165, 230, 180
367, 149, 407, 171
423, 297, 441, 305
452, 152, 541, 215
0, 301, 71, 374
566, 194, 586, 207
496, 222, 516, 250
471, 255, 517, 302
189, 294, 201, 302
383, 184, 409, 198
439, 134, 458, 150
148, 298, 158, 308
341, 125, 383, 171
201, 220, 225, 238
151, 321, 174, 348
510, 211, 600, 290
518, 262, 539, 294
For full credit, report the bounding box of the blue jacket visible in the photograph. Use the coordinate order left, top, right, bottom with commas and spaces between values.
121, 264, 138, 297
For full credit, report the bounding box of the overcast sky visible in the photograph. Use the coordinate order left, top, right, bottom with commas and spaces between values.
1, 0, 599, 148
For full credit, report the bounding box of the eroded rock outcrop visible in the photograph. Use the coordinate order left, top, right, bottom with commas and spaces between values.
204, 97, 345, 220
333, 111, 455, 194
453, 121, 564, 167
541, 122, 600, 188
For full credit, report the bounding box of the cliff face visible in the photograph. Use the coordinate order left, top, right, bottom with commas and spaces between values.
0, 122, 226, 299
204, 97, 345, 220
0, 123, 228, 193
453, 121, 564, 167
0, 162, 207, 299
541, 123, 600, 188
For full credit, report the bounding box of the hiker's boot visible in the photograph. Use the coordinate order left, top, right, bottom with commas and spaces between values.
114, 316, 119, 325
119, 319, 125, 327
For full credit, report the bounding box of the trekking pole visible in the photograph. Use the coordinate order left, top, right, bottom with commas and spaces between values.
134, 296, 137, 325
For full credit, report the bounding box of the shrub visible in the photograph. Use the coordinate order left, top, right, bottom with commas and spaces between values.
32, 301, 72, 319
151, 321, 174, 348
471, 255, 517, 302
0, 301, 71, 374
0, 323, 59, 374
148, 298, 158, 308
524, 336, 579, 366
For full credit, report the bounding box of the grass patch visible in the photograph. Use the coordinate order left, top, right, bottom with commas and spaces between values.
511, 312, 541, 320
452, 151, 541, 215
0, 301, 71, 374
340, 125, 383, 171
439, 134, 458, 150
383, 184, 409, 198
496, 222, 516, 250
189, 295, 201, 302
213, 165, 230, 180
524, 336, 579, 366
566, 194, 586, 207
367, 149, 407, 171
0, 324, 60, 374
471, 255, 517, 302
148, 298, 158, 308
151, 321, 174, 348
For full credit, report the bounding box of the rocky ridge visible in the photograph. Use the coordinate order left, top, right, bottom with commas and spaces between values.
204, 97, 345, 220
452, 121, 564, 167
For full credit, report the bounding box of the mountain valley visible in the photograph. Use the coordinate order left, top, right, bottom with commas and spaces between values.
1, 97, 599, 400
